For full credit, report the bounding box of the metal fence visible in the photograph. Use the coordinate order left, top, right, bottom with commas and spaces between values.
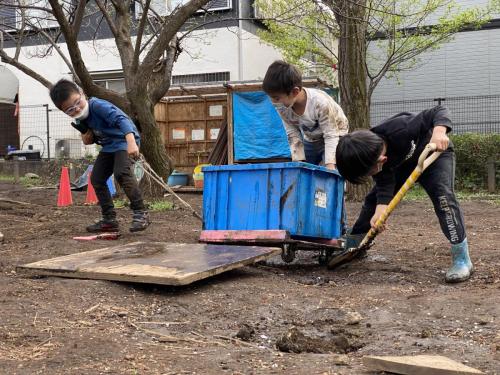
371, 95, 500, 133
2, 95, 498, 161
1, 104, 98, 159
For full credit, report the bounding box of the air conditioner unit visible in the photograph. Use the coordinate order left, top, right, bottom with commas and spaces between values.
135, 0, 168, 18
55, 139, 82, 159
199, 0, 232, 12
135, 0, 232, 19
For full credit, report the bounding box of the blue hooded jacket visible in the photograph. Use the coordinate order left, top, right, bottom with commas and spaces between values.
78, 98, 140, 153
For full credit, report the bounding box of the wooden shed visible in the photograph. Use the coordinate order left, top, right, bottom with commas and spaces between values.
155, 79, 334, 176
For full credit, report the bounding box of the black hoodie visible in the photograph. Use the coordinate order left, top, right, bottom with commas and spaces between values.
371, 105, 453, 204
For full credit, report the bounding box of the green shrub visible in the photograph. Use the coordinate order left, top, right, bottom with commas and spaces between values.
451, 133, 500, 191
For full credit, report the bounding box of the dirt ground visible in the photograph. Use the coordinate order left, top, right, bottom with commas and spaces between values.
0, 181, 498, 375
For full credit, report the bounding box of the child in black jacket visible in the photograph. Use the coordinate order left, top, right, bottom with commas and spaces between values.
336, 106, 473, 283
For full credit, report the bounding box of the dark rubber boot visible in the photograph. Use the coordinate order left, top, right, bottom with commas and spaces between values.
86, 218, 119, 233
129, 210, 151, 232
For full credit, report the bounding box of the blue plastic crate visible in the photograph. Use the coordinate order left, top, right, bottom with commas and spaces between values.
202, 162, 345, 239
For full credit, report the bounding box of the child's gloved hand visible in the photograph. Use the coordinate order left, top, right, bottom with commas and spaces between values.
81, 130, 94, 145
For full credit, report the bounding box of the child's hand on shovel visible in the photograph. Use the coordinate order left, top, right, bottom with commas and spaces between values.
429, 126, 449, 151
370, 204, 389, 232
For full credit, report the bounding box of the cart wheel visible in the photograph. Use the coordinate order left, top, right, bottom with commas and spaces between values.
281, 244, 297, 263
318, 249, 332, 266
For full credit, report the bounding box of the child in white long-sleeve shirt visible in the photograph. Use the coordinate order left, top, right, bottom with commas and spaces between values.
263, 61, 349, 170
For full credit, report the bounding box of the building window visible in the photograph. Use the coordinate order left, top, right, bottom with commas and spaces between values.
0, 0, 18, 31
95, 79, 126, 94
135, 0, 232, 18
172, 71, 230, 84
88, 70, 229, 92
0, 0, 61, 32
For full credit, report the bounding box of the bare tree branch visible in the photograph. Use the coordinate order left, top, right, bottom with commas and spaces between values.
72, 0, 87, 35
132, 0, 151, 73
150, 36, 179, 103
139, 0, 210, 80
0, 50, 52, 88
94, 0, 118, 36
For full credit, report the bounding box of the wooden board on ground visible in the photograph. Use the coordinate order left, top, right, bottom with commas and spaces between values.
363, 355, 484, 375
17, 242, 281, 286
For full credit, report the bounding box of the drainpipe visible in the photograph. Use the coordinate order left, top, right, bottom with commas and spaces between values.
237, 0, 243, 80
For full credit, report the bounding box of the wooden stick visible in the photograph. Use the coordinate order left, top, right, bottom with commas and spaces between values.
213, 334, 268, 350
84, 303, 100, 314
135, 321, 190, 326
128, 320, 225, 346
137, 156, 203, 221
0, 197, 36, 206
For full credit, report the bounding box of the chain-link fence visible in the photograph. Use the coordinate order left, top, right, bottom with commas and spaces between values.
1, 104, 98, 159
2, 95, 499, 161
371, 95, 500, 134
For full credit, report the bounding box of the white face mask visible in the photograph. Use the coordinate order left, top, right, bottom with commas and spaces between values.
73, 101, 89, 120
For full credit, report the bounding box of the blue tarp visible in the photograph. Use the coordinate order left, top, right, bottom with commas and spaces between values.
71, 164, 116, 196
233, 91, 291, 160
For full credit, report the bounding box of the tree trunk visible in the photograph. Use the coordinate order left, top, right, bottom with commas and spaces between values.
130, 95, 173, 195
335, 0, 371, 201
336, 0, 369, 130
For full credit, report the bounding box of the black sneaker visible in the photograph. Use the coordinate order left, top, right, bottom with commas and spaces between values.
130, 210, 151, 232
86, 218, 119, 233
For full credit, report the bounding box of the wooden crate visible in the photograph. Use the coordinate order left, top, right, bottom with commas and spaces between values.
155, 96, 226, 176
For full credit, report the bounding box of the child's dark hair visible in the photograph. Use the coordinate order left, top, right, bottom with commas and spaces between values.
49, 79, 80, 109
336, 130, 385, 184
262, 60, 302, 95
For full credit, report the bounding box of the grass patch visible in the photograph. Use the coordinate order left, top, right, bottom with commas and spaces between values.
456, 191, 500, 205
113, 198, 128, 209
112, 199, 174, 211
19, 176, 44, 187
0, 175, 15, 182
402, 185, 499, 205
0, 174, 43, 187
148, 200, 174, 212
404, 185, 428, 201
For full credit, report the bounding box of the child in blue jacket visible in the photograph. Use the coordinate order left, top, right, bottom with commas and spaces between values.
50, 79, 150, 233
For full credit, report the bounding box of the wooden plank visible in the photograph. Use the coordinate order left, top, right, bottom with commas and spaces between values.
200, 230, 290, 243
199, 231, 342, 250
164, 79, 330, 98
227, 87, 234, 165
363, 355, 484, 375
169, 186, 203, 194
17, 242, 281, 286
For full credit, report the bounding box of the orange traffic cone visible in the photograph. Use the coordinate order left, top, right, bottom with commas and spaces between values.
57, 166, 73, 207
85, 173, 98, 205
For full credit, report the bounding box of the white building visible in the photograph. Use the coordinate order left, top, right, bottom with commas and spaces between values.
0, 0, 282, 158
370, 0, 500, 133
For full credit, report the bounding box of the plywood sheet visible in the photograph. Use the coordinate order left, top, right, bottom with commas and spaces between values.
17, 242, 281, 286
363, 355, 484, 375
